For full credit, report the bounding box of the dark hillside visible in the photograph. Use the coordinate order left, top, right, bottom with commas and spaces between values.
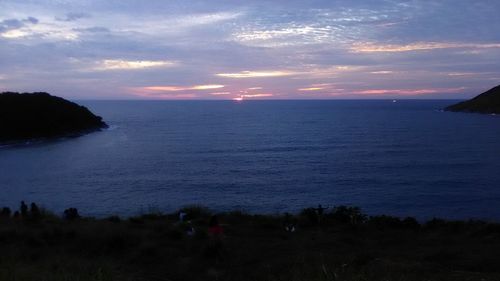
445, 85, 500, 114
0, 92, 107, 143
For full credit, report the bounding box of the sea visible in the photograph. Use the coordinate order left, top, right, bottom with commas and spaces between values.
1, 100, 499, 220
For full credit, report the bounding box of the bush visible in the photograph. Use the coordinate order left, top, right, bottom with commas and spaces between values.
367, 215, 420, 230
63, 208, 80, 221
329, 206, 367, 225
299, 208, 319, 226
179, 205, 212, 221
106, 216, 121, 223
0, 207, 11, 218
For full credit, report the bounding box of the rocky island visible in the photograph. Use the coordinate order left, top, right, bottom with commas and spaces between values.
0, 92, 107, 143
445, 85, 500, 114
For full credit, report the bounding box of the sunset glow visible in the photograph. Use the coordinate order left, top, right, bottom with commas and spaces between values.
0, 1, 499, 99
142, 85, 224, 92
299, 87, 324, 91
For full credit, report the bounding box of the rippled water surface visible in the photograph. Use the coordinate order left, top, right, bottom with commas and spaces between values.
1, 100, 499, 220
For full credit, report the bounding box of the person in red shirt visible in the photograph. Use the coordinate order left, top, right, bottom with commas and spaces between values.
208, 215, 223, 236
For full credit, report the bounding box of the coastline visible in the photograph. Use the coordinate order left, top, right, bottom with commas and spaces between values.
0, 126, 108, 148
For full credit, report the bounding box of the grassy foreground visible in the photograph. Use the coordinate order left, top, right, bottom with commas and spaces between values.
1, 205, 500, 281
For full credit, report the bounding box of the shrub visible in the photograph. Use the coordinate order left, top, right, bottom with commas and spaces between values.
367, 215, 420, 230
0, 207, 11, 217
329, 206, 367, 225
180, 205, 212, 220
299, 208, 319, 226
106, 216, 121, 223
63, 208, 80, 220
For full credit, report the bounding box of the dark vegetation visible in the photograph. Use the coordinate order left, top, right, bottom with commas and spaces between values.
445, 84, 500, 114
0, 92, 107, 143
1, 203, 500, 281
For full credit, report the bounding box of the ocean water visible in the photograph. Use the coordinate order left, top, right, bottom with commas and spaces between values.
1, 100, 499, 220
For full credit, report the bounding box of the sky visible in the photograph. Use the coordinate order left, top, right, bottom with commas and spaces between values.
1, 0, 500, 100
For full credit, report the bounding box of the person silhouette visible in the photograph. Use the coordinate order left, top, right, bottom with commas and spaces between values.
315, 204, 328, 224
186, 221, 196, 236
0, 207, 11, 218
20, 201, 28, 217
30, 202, 41, 220
283, 213, 296, 233
179, 211, 187, 223
316, 204, 328, 216
207, 215, 224, 259
208, 215, 223, 236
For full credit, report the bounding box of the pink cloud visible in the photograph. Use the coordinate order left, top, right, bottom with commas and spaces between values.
355, 87, 466, 96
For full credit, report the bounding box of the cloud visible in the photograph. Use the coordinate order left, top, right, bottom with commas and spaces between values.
95, 60, 176, 70
1, 1, 500, 99
355, 87, 466, 96
0, 17, 38, 33
295, 65, 364, 79
130, 84, 226, 99
234, 93, 274, 101
1, 29, 29, 38
0, 17, 79, 40
351, 42, 500, 53
298, 87, 324, 91
175, 12, 242, 27
216, 70, 297, 78
370, 71, 394, 74
141, 85, 224, 92
74, 26, 110, 33
234, 25, 333, 47
133, 92, 198, 99
56, 12, 91, 22
122, 11, 243, 36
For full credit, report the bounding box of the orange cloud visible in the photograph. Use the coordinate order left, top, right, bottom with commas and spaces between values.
298, 87, 324, 91
242, 93, 273, 98
143, 84, 224, 91
370, 71, 395, 74
132, 92, 197, 99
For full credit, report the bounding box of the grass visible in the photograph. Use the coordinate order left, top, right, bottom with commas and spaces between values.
1, 205, 500, 280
